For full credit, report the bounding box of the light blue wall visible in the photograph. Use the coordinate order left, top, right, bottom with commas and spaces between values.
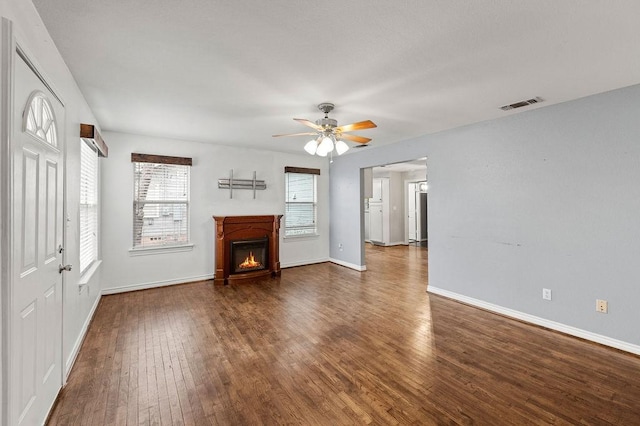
330, 84, 640, 347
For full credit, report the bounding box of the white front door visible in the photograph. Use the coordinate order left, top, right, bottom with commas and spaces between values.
10, 52, 65, 426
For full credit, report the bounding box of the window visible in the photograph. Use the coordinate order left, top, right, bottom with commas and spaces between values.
132, 153, 192, 250
79, 140, 99, 273
23, 91, 58, 147
284, 167, 320, 237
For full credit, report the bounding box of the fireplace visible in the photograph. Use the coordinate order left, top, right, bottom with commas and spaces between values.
231, 238, 268, 274
213, 215, 282, 285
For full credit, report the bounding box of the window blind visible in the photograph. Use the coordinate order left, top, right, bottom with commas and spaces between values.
285, 171, 317, 237
79, 140, 98, 273
132, 159, 190, 249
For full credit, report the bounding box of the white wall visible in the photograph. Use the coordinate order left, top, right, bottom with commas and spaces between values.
2, 0, 102, 396
330, 84, 640, 353
101, 132, 330, 293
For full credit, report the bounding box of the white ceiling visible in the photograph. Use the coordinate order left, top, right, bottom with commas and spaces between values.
32, 0, 640, 154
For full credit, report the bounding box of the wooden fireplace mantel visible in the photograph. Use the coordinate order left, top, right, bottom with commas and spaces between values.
213, 215, 282, 285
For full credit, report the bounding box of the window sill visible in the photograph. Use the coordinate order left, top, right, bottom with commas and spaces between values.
283, 234, 319, 242
79, 260, 102, 285
129, 243, 194, 256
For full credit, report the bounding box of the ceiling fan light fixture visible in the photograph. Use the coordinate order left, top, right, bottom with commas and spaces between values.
316, 146, 329, 157
335, 139, 349, 155
317, 135, 334, 156
304, 139, 318, 155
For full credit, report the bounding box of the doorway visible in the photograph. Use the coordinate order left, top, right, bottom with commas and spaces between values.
362, 157, 427, 267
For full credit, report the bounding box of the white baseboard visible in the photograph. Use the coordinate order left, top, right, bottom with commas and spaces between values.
329, 258, 367, 271
428, 286, 640, 356
387, 241, 406, 246
65, 292, 101, 380
281, 257, 329, 268
102, 274, 214, 295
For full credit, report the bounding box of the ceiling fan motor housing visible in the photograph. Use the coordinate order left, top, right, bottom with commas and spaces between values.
316, 103, 337, 129
316, 117, 338, 129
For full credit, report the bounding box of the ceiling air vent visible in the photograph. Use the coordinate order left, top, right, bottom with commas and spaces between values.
500, 97, 543, 111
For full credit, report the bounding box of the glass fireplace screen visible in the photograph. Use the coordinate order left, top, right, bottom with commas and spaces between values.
230, 237, 268, 274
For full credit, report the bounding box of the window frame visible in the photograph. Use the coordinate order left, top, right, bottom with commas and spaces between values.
130, 153, 193, 254
284, 167, 320, 238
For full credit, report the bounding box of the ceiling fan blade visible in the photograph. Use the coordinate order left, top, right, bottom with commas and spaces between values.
293, 118, 323, 131
334, 120, 377, 133
272, 132, 317, 138
340, 134, 371, 144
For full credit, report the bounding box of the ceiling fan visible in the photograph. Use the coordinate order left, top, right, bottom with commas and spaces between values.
273, 103, 376, 156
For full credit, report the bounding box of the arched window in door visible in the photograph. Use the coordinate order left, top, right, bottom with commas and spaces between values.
22, 90, 58, 147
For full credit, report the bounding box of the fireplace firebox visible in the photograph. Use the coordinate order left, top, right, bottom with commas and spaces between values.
231, 238, 268, 274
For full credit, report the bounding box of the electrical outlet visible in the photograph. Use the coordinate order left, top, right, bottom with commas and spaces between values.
542, 288, 552, 301
338, 243, 343, 251
596, 299, 608, 313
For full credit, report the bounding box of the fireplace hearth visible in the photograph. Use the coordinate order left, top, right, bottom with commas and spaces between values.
213, 215, 282, 285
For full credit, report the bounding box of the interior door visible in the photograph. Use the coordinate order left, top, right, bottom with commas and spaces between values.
407, 183, 417, 241
10, 52, 65, 426
420, 192, 428, 242
364, 199, 370, 242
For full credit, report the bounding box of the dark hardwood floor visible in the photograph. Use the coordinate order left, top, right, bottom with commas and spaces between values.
48, 245, 640, 425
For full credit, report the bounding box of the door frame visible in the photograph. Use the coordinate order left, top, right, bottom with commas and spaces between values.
405, 181, 417, 244
0, 19, 68, 425
404, 178, 427, 245
1, 17, 16, 426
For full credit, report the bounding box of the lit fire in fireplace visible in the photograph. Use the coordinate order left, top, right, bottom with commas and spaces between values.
238, 252, 262, 269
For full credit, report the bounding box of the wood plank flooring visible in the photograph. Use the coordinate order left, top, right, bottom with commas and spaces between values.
48, 245, 640, 425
